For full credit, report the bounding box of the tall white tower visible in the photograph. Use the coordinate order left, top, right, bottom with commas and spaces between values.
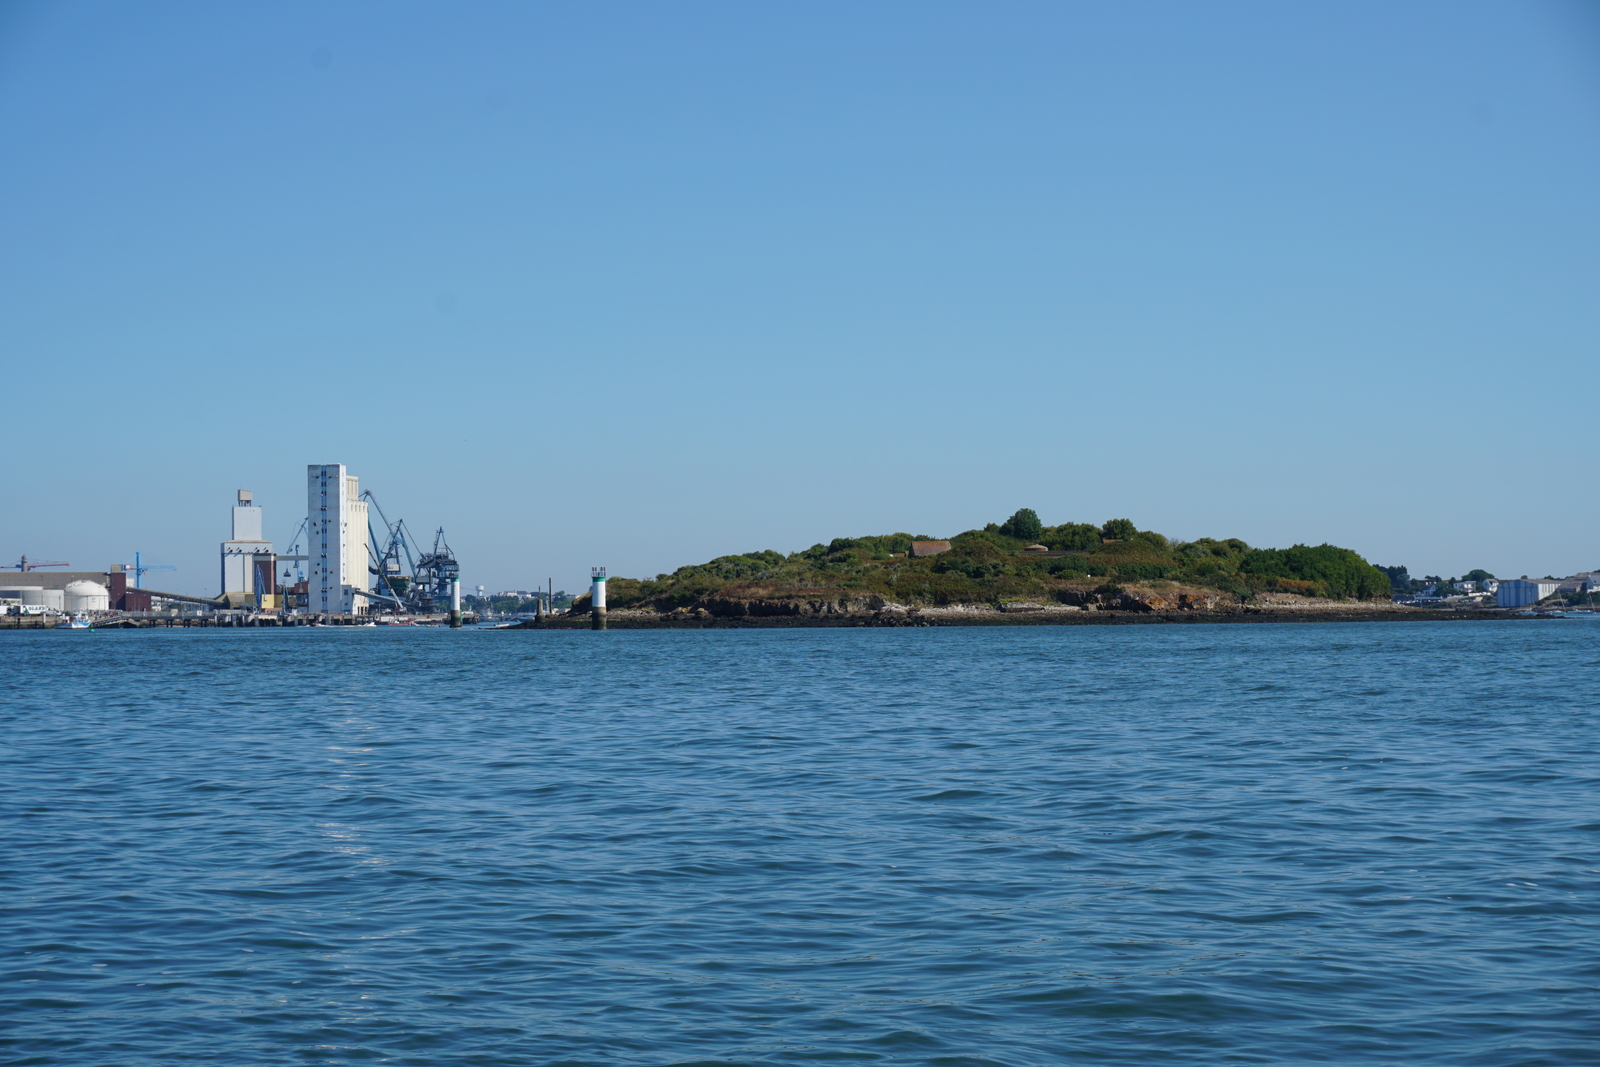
220, 489, 273, 606
307, 464, 371, 614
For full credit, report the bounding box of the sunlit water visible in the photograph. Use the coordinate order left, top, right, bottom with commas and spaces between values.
3, 622, 1597, 1066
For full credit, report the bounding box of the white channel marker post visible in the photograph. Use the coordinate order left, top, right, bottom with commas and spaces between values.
450, 577, 462, 629
591, 567, 607, 631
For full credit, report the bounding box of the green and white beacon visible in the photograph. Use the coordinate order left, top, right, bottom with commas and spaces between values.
590, 567, 607, 631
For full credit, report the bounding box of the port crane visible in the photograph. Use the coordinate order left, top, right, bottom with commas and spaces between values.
123, 552, 176, 588
413, 528, 460, 612
5, 555, 69, 572
277, 518, 309, 586
359, 490, 459, 613
362, 490, 418, 602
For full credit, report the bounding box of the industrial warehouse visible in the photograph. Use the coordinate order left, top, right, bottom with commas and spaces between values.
2, 464, 492, 629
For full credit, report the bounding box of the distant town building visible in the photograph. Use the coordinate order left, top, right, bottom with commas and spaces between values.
1560, 572, 1600, 594
1496, 579, 1559, 608
911, 541, 951, 557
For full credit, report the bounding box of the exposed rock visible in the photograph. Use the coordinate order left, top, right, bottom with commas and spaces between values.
658, 585, 1398, 623
695, 594, 898, 618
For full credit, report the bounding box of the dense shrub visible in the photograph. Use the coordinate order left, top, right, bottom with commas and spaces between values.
1100, 518, 1137, 540
932, 538, 1013, 580
1177, 538, 1250, 561
1041, 523, 1101, 551
807, 533, 933, 559
951, 529, 1010, 551
672, 552, 786, 581
1114, 562, 1174, 581
1239, 544, 1391, 600
598, 577, 649, 608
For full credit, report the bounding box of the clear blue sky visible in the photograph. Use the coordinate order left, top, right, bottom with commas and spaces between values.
4, 1, 1597, 594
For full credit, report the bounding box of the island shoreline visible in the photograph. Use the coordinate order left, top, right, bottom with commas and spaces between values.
506, 608, 1543, 630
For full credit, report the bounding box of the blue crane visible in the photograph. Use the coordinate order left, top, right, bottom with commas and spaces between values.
123, 552, 176, 589
278, 518, 309, 586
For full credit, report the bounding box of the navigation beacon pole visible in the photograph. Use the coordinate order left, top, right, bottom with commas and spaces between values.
591, 567, 607, 631
449, 577, 462, 629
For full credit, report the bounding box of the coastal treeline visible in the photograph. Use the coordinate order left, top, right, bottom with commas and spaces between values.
597, 510, 1394, 610
1376, 566, 1496, 599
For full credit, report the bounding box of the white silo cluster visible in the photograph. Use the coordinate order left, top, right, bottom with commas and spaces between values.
2, 580, 109, 616
14, 587, 61, 612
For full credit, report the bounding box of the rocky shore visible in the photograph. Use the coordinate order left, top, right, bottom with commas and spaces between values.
508, 591, 1531, 629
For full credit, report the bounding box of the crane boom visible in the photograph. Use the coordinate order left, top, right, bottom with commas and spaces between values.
123, 552, 176, 589
5, 556, 69, 571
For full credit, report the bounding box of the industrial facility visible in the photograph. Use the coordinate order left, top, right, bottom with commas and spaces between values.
219, 463, 465, 618
221, 489, 276, 609
2, 462, 468, 627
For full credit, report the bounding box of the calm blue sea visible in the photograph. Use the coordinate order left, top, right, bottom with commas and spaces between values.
3, 622, 1597, 1066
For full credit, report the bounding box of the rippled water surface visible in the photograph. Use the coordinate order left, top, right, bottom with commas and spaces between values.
3, 622, 1598, 1065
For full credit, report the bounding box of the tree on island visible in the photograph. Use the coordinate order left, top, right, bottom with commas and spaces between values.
1101, 518, 1137, 541
1377, 564, 1412, 596
997, 508, 1043, 541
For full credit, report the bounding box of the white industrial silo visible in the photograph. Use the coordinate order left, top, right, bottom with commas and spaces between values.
20, 587, 65, 611
63, 580, 110, 612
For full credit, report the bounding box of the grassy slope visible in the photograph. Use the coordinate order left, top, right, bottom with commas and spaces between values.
598, 519, 1394, 611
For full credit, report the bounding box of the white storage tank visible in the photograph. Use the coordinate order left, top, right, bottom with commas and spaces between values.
19, 587, 64, 611
63, 580, 110, 612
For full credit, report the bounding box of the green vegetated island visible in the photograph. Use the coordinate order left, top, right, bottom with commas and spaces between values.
538, 509, 1473, 627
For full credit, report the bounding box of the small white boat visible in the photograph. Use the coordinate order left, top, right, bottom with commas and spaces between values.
56, 615, 92, 630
